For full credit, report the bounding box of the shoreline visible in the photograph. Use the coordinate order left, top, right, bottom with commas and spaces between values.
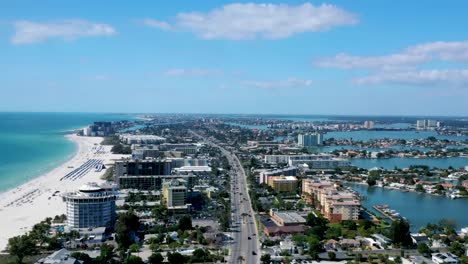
0, 134, 127, 251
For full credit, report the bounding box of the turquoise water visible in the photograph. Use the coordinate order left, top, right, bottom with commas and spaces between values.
349, 184, 468, 230
351, 157, 468, 169
0, 112, 134, 192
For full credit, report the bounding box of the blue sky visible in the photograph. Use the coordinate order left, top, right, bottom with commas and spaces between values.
1, 0, 467, 116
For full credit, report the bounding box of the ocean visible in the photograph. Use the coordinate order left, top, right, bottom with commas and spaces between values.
0, 112, 135, 192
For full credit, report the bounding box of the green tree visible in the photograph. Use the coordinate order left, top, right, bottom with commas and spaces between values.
126, 255, 144, 264
178, 215, 193, 231
449, 241, 466, 257
328, 251, 336, 260
99, 244, 114, 262
129, 243, 141, 252
261, 254, 271, 264
148, 253, 164, 264
415, 184, 425, 192
7, 235, 37, 264
167, 252, 187, 264
116, 212, 140, 250
418, 243, 431, 256
70, 252, 92, 264
389, 220, 413, 247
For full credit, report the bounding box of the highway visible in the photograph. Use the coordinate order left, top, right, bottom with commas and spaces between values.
190, 130, 260, 264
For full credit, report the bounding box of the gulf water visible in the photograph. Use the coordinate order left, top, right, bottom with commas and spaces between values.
0, 112, 134, 192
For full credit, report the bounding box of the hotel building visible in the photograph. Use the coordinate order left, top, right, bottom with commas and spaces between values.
62, 183, 117, 229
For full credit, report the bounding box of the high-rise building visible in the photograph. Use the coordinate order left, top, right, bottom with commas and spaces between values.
297, 133, 324, 147
62, 183, 117, 229
162, 179, 188, 209
115, 159, 172, 176
363, 121, 375, 129
416, 119, 438, 130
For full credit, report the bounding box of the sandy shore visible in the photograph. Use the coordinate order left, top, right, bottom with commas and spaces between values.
0, 134, 127, 251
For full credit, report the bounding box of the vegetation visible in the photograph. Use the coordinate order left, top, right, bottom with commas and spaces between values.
7, 235, 37, 264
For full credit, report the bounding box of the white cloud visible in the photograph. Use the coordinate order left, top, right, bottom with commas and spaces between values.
163, 68, 223, 77
142, 18, 172, 30
315, 41, 468, 69
242, 78, 312, 88
145, 3, 358, 40
12, 19, 116, 44
354, 69, 468, 86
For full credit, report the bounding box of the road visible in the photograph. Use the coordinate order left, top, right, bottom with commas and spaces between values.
190, 130, 260, 264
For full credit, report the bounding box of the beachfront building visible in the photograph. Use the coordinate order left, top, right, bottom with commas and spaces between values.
115, 159, 172, 176
267, 176, 299, 192
82, 121, 113, 137
297, 133, 324, 147
302, 179, 360, 222
62, 183, 117, 229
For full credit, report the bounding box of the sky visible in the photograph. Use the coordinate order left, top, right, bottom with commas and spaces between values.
0, 0, 468, 116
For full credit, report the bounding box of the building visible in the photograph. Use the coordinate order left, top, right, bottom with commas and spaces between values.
263, 209, 308, 237
82, 121, 113, 137
35, 249, 82, 264
263, 154, 350, 169
62, 183, 117, 229
432, 253, 460, 264
173, 165, 211, 175
297, 133, 324, 147
264, 155, 290, 164
119, 134, 166, 145
118, 174, 195, 190
259, 167, 298, 184
115, 159, 172, 178
267, 176, 298, 192
270, 209, 306, 226
288, 154, 350, 169
363, 121, 375, 129
416, 120, 438, 130
131, 145, 161, 160
302, 179, 360, 222
159, 143, 199, 155
162, 179, 190, 211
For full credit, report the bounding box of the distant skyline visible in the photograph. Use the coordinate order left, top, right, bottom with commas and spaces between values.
1, 1, 468, 115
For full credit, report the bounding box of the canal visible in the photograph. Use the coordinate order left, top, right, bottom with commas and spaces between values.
348, 183, 468, 231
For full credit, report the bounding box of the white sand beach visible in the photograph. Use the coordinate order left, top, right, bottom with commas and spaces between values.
0, 134, 127, 251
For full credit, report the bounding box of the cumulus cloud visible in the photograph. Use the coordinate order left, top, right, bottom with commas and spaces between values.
163, 68, 223, 77
144, 3, 358, 40
142, 18, 172, 30
315, 41, 468, 69
242, 78, 313, 89
12, 19, 116, 44
354, 69, 468, 86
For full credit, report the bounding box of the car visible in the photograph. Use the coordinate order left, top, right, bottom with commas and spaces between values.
248, 236, 251, 240
252, 251, 257, 255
